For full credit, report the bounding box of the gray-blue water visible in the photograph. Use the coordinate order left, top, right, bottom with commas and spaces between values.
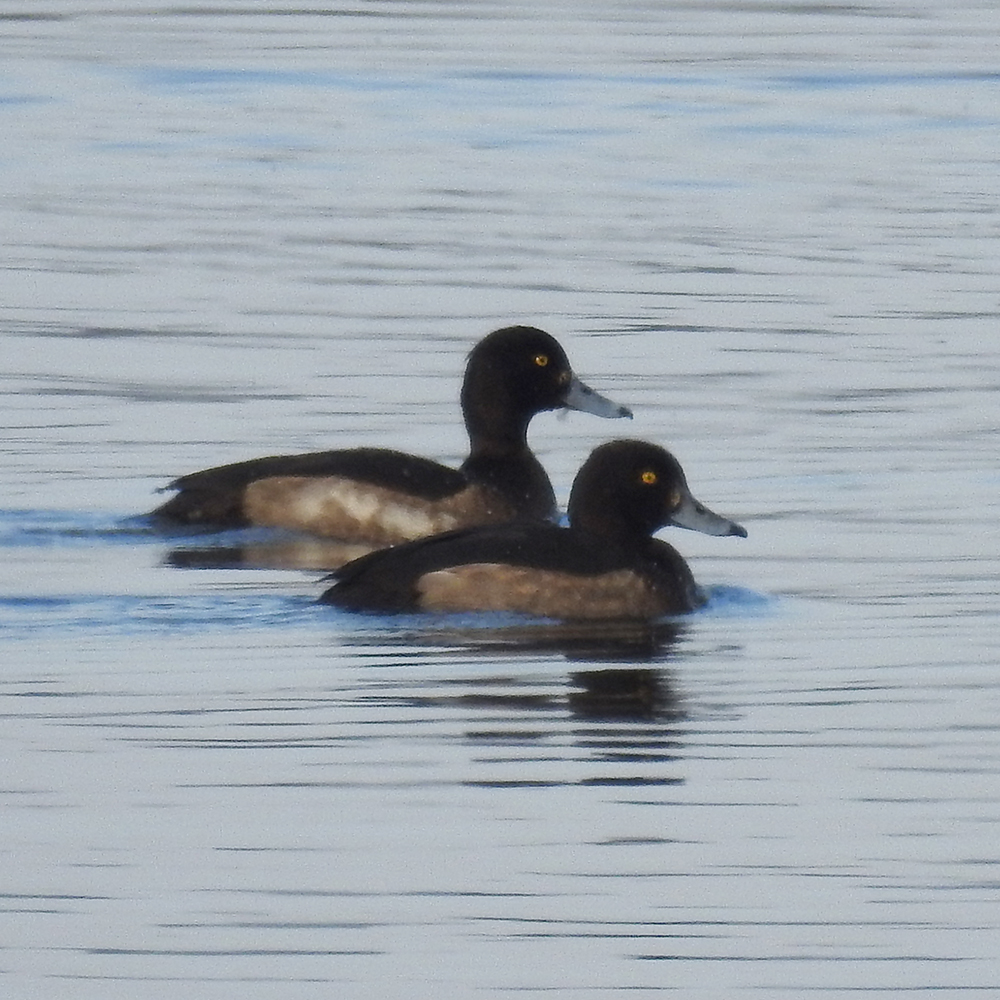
2, 3, 999, 998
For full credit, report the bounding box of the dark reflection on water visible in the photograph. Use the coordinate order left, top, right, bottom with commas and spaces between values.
339, 626, 689, 786
142, 660, 688, 787
569, 667, 680, 721
346, 617, 687, 665
165, 535, 376, 571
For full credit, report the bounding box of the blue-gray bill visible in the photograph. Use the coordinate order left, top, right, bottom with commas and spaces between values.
670, 490, 747, 538
562, 376, 633, 420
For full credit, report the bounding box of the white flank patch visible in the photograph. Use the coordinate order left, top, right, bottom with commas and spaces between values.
246, 475, 466, 544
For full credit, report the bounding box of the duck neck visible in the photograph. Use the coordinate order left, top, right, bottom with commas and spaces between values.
460, 445, 555, 520
569, 501, 653, 552
461, 374, 531, 460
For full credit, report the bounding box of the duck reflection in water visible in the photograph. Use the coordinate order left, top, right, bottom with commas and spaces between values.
164, 534, 376, 571
341, 617, 686, 723
568, 667, 680, 722
398, 617, 687, 663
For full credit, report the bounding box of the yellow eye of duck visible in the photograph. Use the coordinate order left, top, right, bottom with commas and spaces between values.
533, 353, 549, 367
640, 470, 657, 485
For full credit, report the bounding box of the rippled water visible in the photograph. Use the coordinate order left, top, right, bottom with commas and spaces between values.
2, 3, 999, 998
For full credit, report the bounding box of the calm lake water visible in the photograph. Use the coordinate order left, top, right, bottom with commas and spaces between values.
2, 2, 999, 998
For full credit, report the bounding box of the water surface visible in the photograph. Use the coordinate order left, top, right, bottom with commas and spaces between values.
2, 3, 999, 998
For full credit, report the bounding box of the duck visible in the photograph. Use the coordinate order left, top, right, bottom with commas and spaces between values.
320, 439, 746, 619
149, 326, 632, 544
